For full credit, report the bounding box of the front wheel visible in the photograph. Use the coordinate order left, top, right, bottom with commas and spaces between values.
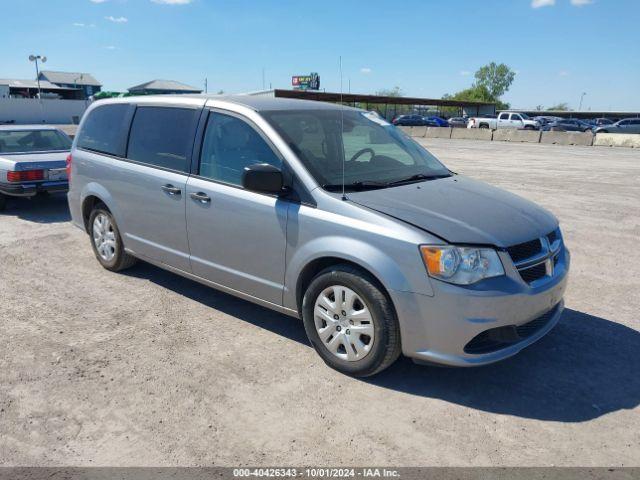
302, 265, 401, 377
88, 206, 137, 272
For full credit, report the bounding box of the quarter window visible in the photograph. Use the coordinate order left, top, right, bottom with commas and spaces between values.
126, 107, 198, 172
199, 112, 282, 186
77, 104, 129, 156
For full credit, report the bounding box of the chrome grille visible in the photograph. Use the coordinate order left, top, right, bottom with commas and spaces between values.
507, 229, 562, 285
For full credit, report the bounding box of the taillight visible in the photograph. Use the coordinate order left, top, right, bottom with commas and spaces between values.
66, 153, 72, 182
7, 170, 44, 182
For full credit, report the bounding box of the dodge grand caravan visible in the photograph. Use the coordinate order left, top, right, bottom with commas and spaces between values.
68, 95, 569, 377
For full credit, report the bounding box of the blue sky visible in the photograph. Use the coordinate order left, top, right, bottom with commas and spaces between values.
2, 0, 639, 110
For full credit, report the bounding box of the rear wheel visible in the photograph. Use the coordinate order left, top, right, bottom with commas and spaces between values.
88, 206, 137, 272
479, 124, 489, 129
0, 193, 6, 211
302, 265, 401, 377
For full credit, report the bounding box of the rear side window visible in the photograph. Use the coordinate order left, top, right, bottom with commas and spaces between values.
0, 130, 71, 154
126, 107, 198, 172
77, 104, 129, 156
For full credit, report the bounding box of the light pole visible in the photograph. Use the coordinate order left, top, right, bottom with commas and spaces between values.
28, 54, 47, 99
578, 92, 587, 111
73, 74, 84, 99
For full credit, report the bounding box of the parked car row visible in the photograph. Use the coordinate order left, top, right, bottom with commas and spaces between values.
391, 114, 450, 127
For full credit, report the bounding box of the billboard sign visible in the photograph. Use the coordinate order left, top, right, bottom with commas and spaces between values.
292, 72, 320, 90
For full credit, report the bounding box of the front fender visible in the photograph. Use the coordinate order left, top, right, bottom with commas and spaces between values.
283, 235, 434, 311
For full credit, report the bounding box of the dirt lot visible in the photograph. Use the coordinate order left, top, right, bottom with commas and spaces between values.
1, 139, 639, 467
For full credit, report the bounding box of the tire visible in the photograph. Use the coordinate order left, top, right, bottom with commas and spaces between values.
479, 124, 489, 129
88, 205, 137, 272
0, 193, 6, 212
301, 264, 401, 377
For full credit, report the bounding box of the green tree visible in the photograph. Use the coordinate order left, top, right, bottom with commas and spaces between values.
474, 62, 516, 99
442, 84, 510, 110
442, 62, 515, 111
548, 102, 571, 111
375, 86, 403, 97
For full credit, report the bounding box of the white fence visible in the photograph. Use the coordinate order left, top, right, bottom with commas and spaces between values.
0, 98, 89, 125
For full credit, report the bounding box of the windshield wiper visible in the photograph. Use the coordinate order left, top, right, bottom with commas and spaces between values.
385, 173, 451, 186
322, 180, 388, 192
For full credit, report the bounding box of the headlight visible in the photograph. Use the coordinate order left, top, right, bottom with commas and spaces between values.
420, 245, 504, 285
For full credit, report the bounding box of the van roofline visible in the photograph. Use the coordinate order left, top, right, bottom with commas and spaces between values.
87, 94, 363, 113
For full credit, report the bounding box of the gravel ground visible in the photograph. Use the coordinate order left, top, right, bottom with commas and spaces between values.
0, 139, 639, 467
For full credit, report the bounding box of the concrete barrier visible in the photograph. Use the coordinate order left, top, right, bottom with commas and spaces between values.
594, 133, 640, 148
425, 127, 452, 139
56, 124, 78, 139
451, 128, 493, 141
398, 126, 427, 137
493, 129, 541, 143
410, 126, 427, 137
540, 131, 594, 146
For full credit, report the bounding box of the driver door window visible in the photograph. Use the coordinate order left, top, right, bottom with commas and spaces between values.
199, 112, 282, 186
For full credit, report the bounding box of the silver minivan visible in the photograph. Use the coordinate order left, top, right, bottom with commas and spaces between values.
68, 95, 569, 376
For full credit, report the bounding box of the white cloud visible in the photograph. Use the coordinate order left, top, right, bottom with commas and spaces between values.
570, 0, 594, 6
73, 22, 96, 27
360, 67, 372, 74
459, 70, 471, 76
105, 45, 116, 50
90, 0, 107, 3
73, 22, 86, 27
531, 0, 555, 8
105, 15, 128, 23
559, 70, 570, 76
151, 0, 194, 4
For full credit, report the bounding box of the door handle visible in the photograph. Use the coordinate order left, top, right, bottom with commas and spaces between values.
190, 192, 211, 204
161, 184, 181, 195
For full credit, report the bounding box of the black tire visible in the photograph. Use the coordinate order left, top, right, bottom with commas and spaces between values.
302, 264, 401, 377
0, 193, 6, 212
88, 205, 137, 272
479, 124, 489, 129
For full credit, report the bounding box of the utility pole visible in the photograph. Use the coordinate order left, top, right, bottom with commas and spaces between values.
262, 67, 265, 90
204, 78, 208, 93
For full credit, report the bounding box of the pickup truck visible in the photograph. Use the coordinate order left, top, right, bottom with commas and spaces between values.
0, 125, 71, 210
468, 112, 539, 130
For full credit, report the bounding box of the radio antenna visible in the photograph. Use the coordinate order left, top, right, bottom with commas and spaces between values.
340, 56, 346, 201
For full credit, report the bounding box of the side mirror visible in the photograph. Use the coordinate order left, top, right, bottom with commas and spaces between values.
242, 163, 284, 194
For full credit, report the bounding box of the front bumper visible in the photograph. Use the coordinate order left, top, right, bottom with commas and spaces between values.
0, 181, 69, 197
390, 247, 570, 367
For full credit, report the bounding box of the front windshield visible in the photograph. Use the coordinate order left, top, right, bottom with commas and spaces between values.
0, 129, 71, 154
262, 109, 451, 190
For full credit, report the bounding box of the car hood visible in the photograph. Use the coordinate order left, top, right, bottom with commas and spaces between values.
0, 151, 68, 170
348, 175, 558, 247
